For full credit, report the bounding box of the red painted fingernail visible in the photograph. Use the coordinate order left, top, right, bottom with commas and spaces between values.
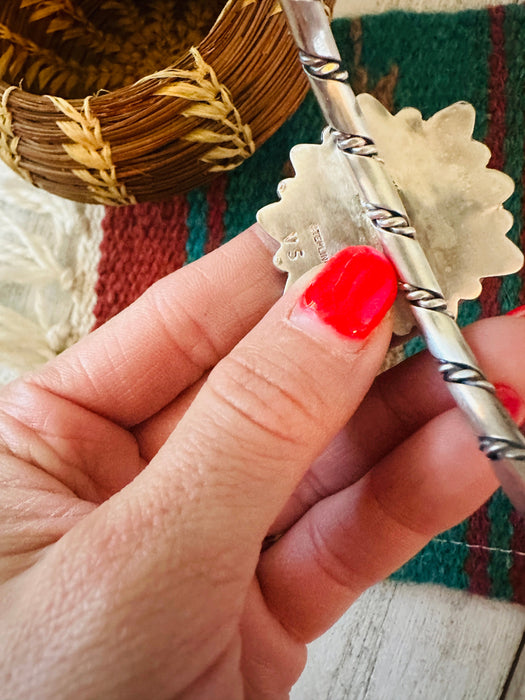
298, 246, 398, 339
495, 383, 525, 427
507, 305, 525, 318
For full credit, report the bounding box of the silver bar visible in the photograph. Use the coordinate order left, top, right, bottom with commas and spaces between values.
280, 0, 525, 513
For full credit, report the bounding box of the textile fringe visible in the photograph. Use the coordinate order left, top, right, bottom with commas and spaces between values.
0, 158, 104, 375
0, 86, 31, 181
153, 47, 256, 172
48, 95, 137, 206
0, 305, 57, 368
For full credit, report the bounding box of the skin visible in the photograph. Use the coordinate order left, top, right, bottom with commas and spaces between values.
0, 224, 521, 699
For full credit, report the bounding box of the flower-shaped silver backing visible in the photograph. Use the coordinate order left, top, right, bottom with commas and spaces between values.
259, 0, 525, 513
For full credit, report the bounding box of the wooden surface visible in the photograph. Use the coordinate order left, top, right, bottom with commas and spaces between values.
291, 581, 525, 699
504, 630, 525, 700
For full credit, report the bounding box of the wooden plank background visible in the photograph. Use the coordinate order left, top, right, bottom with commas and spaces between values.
292, 581, 525, 699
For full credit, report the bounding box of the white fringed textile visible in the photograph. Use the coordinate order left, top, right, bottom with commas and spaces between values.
0, 159, 104, 380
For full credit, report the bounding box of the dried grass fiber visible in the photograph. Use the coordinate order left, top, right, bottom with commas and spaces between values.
0, 0, 326, 204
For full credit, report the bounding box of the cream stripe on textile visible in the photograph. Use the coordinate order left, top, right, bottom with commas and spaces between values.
0, 159, 104, 383
335, 0, 518, 16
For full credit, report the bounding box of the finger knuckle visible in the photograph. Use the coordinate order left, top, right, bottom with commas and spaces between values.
207, 350, 323, 459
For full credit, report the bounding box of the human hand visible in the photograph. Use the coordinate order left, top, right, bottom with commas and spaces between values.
0, 225, 516, 699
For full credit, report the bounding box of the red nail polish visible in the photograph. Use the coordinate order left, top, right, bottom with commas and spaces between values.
507, 305, 525, 318
495, 383, 525, 427
298, 246, 398, 339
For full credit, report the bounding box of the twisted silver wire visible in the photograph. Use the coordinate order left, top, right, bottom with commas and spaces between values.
479, 438, 525, 461
332, 130, 378, 157
280, 0, 525, 511
401, 284, 450, 313
299, 50, 349, 81
438, 362, 496, 392
366, 205, 416, 238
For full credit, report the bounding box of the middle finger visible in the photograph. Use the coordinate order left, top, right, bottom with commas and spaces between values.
270, 313, 525, 533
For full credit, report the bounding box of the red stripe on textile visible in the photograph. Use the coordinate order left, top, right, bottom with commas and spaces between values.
465, 6, 508, 597
464, 506, 492, 596
510, 510, 525, 603
93, 196, 190, 327
205, 174, 228, 255
478, 5, 507, 318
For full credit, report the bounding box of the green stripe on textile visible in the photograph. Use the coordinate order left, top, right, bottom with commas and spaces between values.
185, 188, 209, 265
360, 10, 491, 133
391, 534, 469, 589
332, 18, 357, 72
498, 5, 525, 313
457, 299, 482, 329
403, 336, 426, 358
488, 490, 514, 599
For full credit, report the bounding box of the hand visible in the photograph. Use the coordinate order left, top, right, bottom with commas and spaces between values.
0, 225, 516, 699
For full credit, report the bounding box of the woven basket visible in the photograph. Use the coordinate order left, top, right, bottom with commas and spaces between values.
0, 0, 329, 205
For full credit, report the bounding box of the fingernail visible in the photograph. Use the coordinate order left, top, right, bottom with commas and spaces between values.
495, 382, 525, 427
296, 246, 398, 339
507, 305, 525, 318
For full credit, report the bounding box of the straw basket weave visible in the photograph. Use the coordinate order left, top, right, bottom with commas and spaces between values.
0, 0, 331, 205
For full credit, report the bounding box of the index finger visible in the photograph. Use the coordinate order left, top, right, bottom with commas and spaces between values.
29, 225, 284, 426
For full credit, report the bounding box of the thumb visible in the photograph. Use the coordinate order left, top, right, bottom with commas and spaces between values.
9, 246, 398, 699
146, 245, 398, 550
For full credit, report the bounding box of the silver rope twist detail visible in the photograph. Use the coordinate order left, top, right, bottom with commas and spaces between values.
401, 283, 449, 312
298, 51, 348, 82
479, 437, 525, 461
365, 205, 416, 238
332, 129, 378, 157
438, 362, 495, 392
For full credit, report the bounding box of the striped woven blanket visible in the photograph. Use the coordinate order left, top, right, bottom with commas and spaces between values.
0, 5, 524, 603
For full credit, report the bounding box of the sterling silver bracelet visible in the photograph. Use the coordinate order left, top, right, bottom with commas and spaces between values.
279, 0, 525, 513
